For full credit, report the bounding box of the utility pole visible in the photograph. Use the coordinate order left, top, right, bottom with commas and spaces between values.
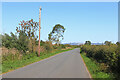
38, 6, 42, 57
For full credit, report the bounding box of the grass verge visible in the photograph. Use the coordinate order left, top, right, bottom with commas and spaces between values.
80, 52, 114, 80
2, 48, 73, 74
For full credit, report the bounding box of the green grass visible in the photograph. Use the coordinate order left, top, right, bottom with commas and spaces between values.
80, 52, 114, 80
2, 49, 73, 73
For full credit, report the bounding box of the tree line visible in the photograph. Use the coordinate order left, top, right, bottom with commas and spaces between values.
1, 19, 79, 63
1, 19, 69, 55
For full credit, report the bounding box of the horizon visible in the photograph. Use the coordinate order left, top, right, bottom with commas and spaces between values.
2, 2, 118, 43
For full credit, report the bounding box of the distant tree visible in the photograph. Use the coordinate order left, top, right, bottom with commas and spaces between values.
85, 41, 91, 45
116, 42, 120, 45
104, 41, 111, 46
48, 24, 65, 44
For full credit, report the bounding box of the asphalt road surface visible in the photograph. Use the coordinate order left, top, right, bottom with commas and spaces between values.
3, 48, 91, 78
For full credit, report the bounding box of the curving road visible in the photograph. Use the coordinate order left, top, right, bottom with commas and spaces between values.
2, 48, 90, 78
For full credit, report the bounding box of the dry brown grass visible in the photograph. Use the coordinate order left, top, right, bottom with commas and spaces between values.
66, 47, 72, 49
1, 47, 19, 55
34, 46, 45, 53
2, 47, 23, 60
1, 45, 46, 55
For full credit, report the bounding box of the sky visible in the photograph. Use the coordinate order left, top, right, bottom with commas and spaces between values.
2, 2, 118, 43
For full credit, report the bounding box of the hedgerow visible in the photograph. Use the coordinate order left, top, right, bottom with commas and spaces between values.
81, 44, 120, 78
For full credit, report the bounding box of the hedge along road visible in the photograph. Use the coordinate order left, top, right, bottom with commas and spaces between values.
2, 48, 91, 78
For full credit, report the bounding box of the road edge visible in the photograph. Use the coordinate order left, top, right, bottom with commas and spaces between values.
80, 53, 93, 80
1, 48, 74, 75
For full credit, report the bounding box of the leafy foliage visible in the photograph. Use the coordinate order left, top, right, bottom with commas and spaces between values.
2, 32, 29, 53
16, 19, 38, 40
17, 32, 29, 53
81, 43, 119, 78
104, 41, 111, 46
81, 53, 113, 78
116, 41, 120, 78
48, 24, 65, 44
2, 32, 17, 49
85, 41, 91, 45
16, 19, 39, 52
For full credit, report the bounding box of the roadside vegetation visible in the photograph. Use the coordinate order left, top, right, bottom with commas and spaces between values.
80, 41, 120, 79
2, 48, 73, 73
0, 19, 78, 73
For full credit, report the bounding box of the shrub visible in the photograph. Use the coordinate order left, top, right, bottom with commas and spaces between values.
81, 45, 118, 76
43, 41, 53, 52
60, 44, 66, 49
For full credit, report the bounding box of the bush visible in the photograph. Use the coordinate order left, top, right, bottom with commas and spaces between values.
42, 41, 53, 52
81, 45, 118, 77
60, 44, 66, 49
2, 32, 29, 53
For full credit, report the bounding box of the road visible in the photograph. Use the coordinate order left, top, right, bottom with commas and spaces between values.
2, 48, 91, 78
